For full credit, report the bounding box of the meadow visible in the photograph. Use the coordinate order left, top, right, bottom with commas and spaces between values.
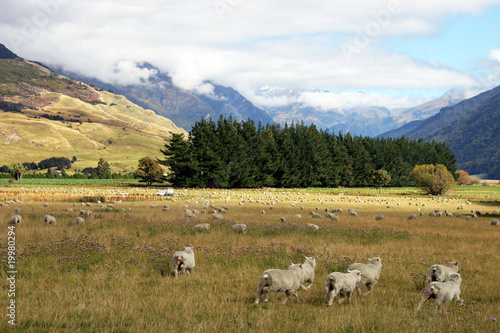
0, 185, 499, 332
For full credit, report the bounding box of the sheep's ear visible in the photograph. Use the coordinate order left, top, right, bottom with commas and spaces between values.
347, 270, 351, 273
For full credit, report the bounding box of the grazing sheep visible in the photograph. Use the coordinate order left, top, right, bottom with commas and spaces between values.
416, 273, 463, 312
75, 217, 85, 225
297, 257, 316, 290
325, 270, 362, 306
8, 215, 21, 225
43, 215, 57, 225
427, 262, 459, 283
184, 209, 196, 218
194, 223, 210, 231
211, 212, 224, 220
255, 264, 305, 304
232, 224, 247, 234
172, 247, 195, 278
349, 210, 358, 216
295, 214, 302, 219
13, 207, 20, 214
280, 217, 286, 223
491, 219, 499, 226
43, 203, 49, 207
80, 210, 92, 217
465, 216, 471, 221
65, 208, 74, 212
261, 210, 265, 215
306, 223, 319, 230
375, 214, 384, 221
407, 214, 417, 220
310, 212, 321, 219
347, 257, 383, 296
150, 204, 156, 208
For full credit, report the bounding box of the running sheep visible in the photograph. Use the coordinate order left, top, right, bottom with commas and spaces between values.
172, 247, 195, 279
416, 273, 463, 312
347, 257, 382, 296
43, 215, 57, 225
427, 262, 459, 283
297, 257, 316, 290
255, 264, 305, 304
232, 224, 247, 234
325, 270, 362, 306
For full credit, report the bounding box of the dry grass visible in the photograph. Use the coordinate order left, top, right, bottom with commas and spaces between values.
0, 187, 499, 332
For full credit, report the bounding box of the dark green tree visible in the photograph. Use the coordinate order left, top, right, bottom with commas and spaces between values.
135, 156, 165, 186
372, 169, 392, 194
8, 163, 26, 181
96, 158, 111, 179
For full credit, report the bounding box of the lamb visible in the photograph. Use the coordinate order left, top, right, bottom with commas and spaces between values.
172, 247, 195, 278
427, 262, 459, 283
416, 273, 463, 312
325, 270, 362, 306
75, 217, 85, 225
43, 215, 57, 225
13, 207, 20, 214
347, 257, 382, 296
194, 223, 210, 231
8, 215, 21, 225
255, 264, 305, 304
232, 224, 247, 234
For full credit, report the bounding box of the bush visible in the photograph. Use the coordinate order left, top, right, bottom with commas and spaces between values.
411, 164, 455, 195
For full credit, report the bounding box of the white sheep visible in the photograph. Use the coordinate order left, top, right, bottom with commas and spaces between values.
491, 219, 499, 226
172, 247, 195, 279
375, 214, 384, 220
310, 211, 321, 218
232, 224, 247, 234
13, 207, 20, 214
75, 217, 85, 225
427, 262, 459, 282
80, 210, 92, 217
43, 215, 57, 225
306, 223, 319, 230
297, 257, 316, 290
8, 215, 21, 225
325, 270, 362, 306
211, 212, 224, 220
407, 214, 417, 220
184, 209, 196, 218
416, 273, 463, 312
194, 223, 210, 231
347, 257, 382, 296
255, 264, 305, 304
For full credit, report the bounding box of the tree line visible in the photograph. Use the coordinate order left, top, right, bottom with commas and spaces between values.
160, 117, 457, 188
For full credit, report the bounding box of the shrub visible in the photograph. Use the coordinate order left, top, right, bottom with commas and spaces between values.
411, 164, 455, 195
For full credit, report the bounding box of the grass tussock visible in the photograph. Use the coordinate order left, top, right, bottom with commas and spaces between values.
0, 186, 499, 332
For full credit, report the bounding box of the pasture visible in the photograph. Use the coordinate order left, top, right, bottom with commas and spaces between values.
1, 186, 499, 332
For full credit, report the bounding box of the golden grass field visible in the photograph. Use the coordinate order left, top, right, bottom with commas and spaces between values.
1, 186, 499, 332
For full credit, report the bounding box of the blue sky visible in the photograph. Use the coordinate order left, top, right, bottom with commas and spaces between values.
1, 0, 499, 110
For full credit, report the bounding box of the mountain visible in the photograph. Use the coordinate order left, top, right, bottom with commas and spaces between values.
380, 85, 500, 179
0, 51, 186, 174
55, 63, 275, 131
0, 43, 19, 59
257, 87, 464, 137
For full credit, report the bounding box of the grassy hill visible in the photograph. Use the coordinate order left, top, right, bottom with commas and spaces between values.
0, 58, 186, 174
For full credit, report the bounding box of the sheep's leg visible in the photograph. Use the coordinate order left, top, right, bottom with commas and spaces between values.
416, 290, 431, 312
305, 283, 312, 290
292, 291, 302, 303
363, 283, 374, 296
173, 269, 178, 279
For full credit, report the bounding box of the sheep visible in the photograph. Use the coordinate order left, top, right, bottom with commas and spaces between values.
13, 207, 20, 214
347, 257, 382, 296
211, 212, 224, 220
310, 211, 321, 218
416, 273, 463, 312
349, 210, 358, 216
260, 210, 265, 215
297, 257, 316, 290
325, 270, 362, 306
295, 214, 302, 219
43, 203, 49, 207
255, 264, 305, 304
280, 217, 286, 223
427, 262, 459, 283
491, 219, 499, 226
172, 247, 195, 279
232, 224, 247, 234
306, 223, 319, 230
407, 214, 417, 220
80, 210, 92, 217
375, 214, 384, 221
194, 223, 210, 231
184, 209, 196, 218
75, 216, 85, 225
8, 215, 21, 225
65, 208, 74, 212
43, 215, 57, 225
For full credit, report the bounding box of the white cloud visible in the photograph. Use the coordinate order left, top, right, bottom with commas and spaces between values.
489, 49, 500, 62
1, 0, 500, 110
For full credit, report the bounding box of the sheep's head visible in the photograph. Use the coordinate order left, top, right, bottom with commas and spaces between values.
304, 256, 316, 268
369, 257, 382, 267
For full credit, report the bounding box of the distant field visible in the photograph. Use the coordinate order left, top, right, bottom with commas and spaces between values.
0, 186, 499, 332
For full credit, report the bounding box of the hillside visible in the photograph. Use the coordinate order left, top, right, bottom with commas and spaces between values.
55, 63, 275, 131
0, 56, 186, 174
380, 85, 500, 179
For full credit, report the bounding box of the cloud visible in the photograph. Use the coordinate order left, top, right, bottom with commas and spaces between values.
489, 49, 500, 62
1, 0, 499, 110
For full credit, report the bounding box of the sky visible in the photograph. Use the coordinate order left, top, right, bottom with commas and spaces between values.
1, 0, 500, 111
